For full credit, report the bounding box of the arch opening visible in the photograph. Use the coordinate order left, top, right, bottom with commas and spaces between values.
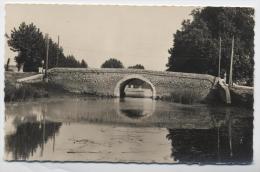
114, 75, 156, 99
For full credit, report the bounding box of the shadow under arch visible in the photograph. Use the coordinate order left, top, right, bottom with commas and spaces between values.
114, 74, 156, 99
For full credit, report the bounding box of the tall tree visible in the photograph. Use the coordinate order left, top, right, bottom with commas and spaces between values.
167, 7, 254, 85
7, 22, 45, 72
101, 58, 124, 68
7, 22, 88, 71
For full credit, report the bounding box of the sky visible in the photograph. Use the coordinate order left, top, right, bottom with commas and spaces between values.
5, 4, 195, 71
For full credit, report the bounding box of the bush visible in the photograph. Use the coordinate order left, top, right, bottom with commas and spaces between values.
4, 81, 48, 102
161, 88, 200, 104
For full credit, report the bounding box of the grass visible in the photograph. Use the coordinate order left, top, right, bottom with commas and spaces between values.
4, 71, 68, 102
4, 80, 48, 102
5, 71, 37, 82
160, 88, 201, 104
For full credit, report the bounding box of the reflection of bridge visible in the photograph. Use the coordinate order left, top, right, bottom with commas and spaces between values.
47, 68, 221, 102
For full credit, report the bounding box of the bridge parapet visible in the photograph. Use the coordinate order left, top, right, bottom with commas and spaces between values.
48, 68, 216, 84
48, 68, 217, 102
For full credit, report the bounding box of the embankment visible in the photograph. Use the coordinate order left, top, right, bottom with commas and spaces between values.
230, 85, 254, 109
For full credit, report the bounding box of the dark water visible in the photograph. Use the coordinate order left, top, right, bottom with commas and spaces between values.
4, 96, 253, 164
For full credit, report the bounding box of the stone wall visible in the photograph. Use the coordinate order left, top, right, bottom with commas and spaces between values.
48, 68, 217, 102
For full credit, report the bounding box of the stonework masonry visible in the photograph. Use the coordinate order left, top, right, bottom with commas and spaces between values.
48, 68, 218, 102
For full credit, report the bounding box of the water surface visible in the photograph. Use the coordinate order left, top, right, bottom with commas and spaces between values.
4, 96, 253, 164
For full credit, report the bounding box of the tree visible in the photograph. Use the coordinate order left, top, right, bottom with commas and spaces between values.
7, 22, 45, 72
59, 55, 81, 68
166, 7, 254, 86
80, 59, 88, 68
7, 22, 89, 71
128, 64, 145, 69
101, 58, 124, 68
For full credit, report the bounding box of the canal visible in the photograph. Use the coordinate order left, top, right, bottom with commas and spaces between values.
4, 96, 253, 164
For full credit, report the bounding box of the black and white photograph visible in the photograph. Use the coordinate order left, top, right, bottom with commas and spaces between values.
3, 4, 255, 165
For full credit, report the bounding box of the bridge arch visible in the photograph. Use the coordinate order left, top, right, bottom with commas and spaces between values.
114, 74, 156, 99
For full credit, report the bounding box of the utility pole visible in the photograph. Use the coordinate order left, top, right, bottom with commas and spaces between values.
218, 36, 222, 77
45, 34, 49, 82
228, 35, 234, 86
56, 35, 60, 66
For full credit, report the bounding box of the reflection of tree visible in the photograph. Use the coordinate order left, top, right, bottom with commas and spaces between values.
167, 129, 218, 163
5, 119, 62, 160
166, 117, 253, 164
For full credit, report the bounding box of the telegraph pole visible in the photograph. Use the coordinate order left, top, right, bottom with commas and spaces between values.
218, 36, 222, 77
56, 35, 60, 66
228, 36, 234, 86
45, 34, 49, 82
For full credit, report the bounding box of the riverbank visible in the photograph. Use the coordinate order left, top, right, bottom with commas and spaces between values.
5, 72, 44, 102
230, 85, 254, 109
4, 81, 48, 102
4, 72, 69, 102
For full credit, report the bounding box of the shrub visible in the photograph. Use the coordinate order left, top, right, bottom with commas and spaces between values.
4, 81, 48, 102
168, 88, 200, 104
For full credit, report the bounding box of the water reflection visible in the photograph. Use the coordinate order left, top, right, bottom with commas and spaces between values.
116, 98, 155, 119
5, 121, 62, 160
166, 108, 253, 164
4, 96, 253, 163
5, 115, 62, 160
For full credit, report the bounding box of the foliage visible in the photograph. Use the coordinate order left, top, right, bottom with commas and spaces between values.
4, 81, 48, 102
7, 22, 87, 72
128, 64, 145, 69
7, 22, 45, 72
159, 88, 200, 104
58, 55, 80, 67
101, 58, 124, 68
80, 59, 88, 68
4, 75, 68, 102
166, 7, 254, 86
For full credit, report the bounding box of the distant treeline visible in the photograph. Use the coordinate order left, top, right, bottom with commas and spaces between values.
100, 58, 145, 70
6, 22, 87, 72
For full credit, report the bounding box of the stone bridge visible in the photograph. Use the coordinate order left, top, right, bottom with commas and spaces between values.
48, 68, 220, 102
